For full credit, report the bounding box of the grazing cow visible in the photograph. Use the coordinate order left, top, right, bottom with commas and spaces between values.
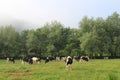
48, 56, 55, 61
7, 57, 15, 63
32, 57, 40, 64
60, 57, 67, 62
66, 56, 73, 70
45, 56, 55, 64
73, 56, 81, 62
45, 57, 49, 64
80, 56, 89, 62
22, 56, 33, 64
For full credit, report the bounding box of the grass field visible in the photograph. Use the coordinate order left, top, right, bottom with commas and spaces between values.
0, 59, 120, 80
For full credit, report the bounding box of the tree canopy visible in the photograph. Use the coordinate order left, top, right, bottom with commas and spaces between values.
0, 12, 120, 58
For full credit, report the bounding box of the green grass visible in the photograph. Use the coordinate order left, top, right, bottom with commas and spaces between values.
0, 59, 120, 80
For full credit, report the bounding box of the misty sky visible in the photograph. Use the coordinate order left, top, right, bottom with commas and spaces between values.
0, 0, 120, 29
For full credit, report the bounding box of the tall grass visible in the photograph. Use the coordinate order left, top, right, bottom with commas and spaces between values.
108, 73, 118, 80
0, 59, 120, 80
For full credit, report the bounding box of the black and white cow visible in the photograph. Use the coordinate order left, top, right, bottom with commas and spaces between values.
66, 56, 73, 70
22, 56, 33, 64
45, 57, 49, 64
7, 57, 15, 63
80, 56, 89, 62
45, 56, 55, 64
73, 56, 81, 62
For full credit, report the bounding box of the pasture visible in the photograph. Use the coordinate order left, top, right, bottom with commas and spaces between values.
0, 59, 120, 80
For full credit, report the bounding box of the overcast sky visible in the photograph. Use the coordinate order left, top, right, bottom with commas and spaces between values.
0, 0, 120, 29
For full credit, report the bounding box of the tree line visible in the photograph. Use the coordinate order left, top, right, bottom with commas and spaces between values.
0, 12, 120, 59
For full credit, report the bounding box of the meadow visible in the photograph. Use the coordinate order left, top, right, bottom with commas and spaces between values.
0, 59, 120, 80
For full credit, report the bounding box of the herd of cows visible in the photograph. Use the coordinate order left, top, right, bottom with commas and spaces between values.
6, 56, 89, 69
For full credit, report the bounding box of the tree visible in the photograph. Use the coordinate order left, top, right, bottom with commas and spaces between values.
26, 30, 39, 56
79, 16, 110, 57
0, 26, 20, 57
106, 12, 120, 57
79, 16, 96, 57
20, 30, 29, 56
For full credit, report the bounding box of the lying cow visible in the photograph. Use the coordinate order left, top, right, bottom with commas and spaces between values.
7, 57, 15, 63
80, 56, 89, 62
66, 56, 73, 70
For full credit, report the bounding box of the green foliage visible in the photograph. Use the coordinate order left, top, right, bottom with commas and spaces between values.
0, 12, 120, 57
0, 25, 20, 57
79, 12, 120, 57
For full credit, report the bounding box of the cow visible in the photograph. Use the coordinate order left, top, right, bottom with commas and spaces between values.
73, 56, 81, 62
7, 57, 15, 63
45, 57, 49, 64
22, 56, 33, 64
80, 56, 89, 62
45, 56, 55, 64
60, 57, 67, 62
66, 56, 73, 70
32, 57, 40, 64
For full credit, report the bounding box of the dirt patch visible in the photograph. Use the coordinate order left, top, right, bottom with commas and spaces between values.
10, 71, 31, 77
